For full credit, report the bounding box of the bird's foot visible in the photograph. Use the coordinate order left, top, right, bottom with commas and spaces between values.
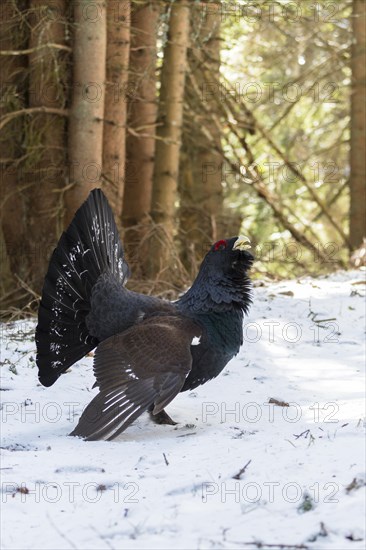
149, 407, 178, 426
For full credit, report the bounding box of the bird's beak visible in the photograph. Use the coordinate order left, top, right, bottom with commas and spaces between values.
233, 235, 251, 251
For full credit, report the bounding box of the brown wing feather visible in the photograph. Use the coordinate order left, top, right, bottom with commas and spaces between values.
70, 316, 201, 440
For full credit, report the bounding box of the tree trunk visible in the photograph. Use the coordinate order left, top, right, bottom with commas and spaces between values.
148, 0, 190, 277
122, 0, 159, 274
102, 0, 130, 218
350, 0, 366, 250
65, 0, 107, 225
0, 0, 29, 304
179, 2, 226, 273
26, 0, 68, 292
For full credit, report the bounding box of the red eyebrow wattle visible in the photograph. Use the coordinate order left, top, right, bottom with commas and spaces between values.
214, 239, 227, 251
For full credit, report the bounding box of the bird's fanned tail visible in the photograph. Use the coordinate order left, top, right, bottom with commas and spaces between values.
36, 189, 130, 387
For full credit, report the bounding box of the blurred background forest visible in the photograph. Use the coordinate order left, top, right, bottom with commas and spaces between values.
0, 0, 365, 316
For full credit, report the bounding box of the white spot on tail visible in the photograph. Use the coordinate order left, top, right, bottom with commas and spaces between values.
191, 336, 201, 346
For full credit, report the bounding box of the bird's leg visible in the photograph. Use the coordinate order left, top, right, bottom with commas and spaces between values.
148, 404, 178, 426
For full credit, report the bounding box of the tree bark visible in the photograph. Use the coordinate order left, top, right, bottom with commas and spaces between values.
148, 0, 190, 277
65, 0, 107, 225
102, 0, 130, 218
179, 2, 226, 272
122, 0, 159, 273
0, 223, 13, 301
25, 0, 68, 292
350, 0, 366, 250
0, 0, 29, 303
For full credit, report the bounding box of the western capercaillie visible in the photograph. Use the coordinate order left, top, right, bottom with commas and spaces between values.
36, 189, 254, 440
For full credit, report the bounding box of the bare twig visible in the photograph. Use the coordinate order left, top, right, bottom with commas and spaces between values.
0, 107, 69, 132
0, 43, 71, 55
293, 429, 310, 440
232, 459, 252, 480
239, 543, 308, 549
14, 275, 40, 301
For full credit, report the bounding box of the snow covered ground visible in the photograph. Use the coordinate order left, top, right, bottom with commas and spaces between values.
1, 270, 365, 550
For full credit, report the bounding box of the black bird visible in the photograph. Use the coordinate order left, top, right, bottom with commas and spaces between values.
36, 189, 254, 440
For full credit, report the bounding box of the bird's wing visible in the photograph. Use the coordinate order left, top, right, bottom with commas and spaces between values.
70, 316, 201, 441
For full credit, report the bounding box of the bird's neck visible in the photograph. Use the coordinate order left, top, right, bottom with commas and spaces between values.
177, 268, 252, 315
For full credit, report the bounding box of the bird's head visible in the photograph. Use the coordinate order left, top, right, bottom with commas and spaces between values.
178, 236, 254, 314
205, 236, 254, 276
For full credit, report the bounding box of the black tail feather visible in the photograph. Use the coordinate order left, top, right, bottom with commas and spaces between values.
36, 189, 129, 387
